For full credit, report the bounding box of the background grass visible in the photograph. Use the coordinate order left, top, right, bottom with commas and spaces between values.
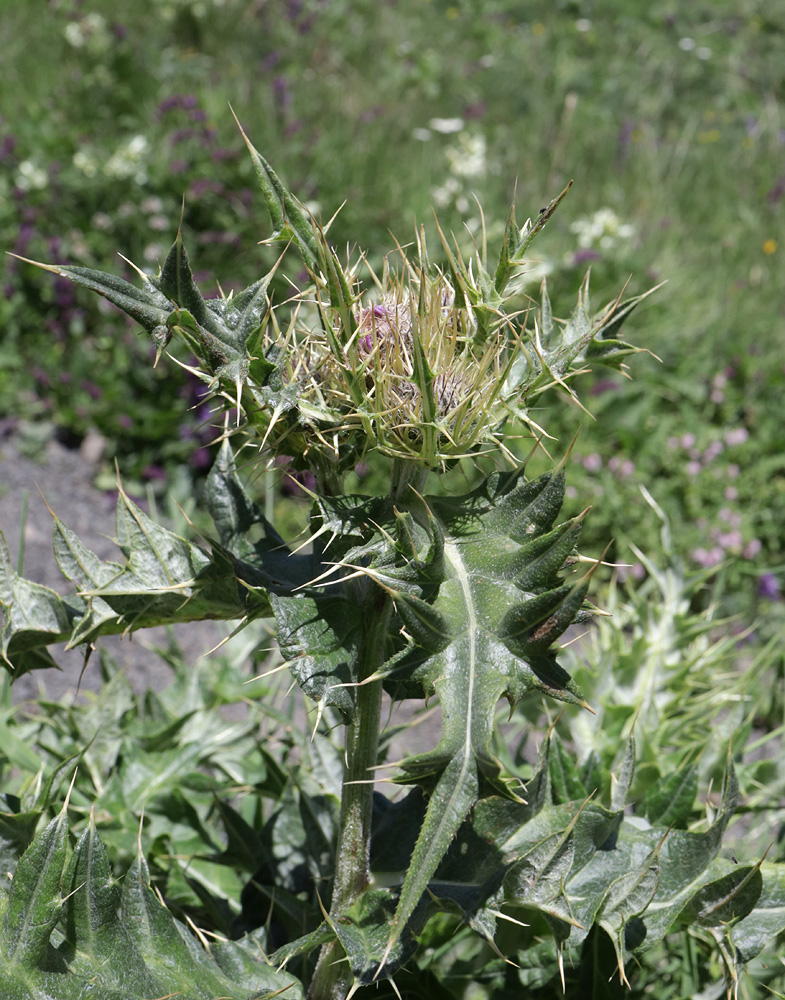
1, 0, 783, 615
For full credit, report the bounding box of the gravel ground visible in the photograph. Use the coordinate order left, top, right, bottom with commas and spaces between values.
0, 433, 226, 704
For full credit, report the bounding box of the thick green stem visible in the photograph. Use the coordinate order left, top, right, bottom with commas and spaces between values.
307, 461, 428, 1000
307, 592, 390, 1000
390, 458, 429, 505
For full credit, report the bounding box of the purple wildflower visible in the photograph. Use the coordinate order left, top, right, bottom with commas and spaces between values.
190, 447, 212, 470
767, 175, 785, 204
282, 469, 316, 497
703, 440, 724, 462
273, 76, 292, 110
758, 573, 780, 600
169, 127, 195, 145
157, 95, 183, 116
743, 539, 762, 559
142, 465, 167, 482
464, 101, 487, 119
0, 135, 16, 161
573, 248, 602, 266
81, 379, 103, 401
724, 427, 749, 446
589, 378, 620, 396
718, 507, 741, 527
211, 147, 238, 162
715, 529, 742, 550
692, 546, 724, 569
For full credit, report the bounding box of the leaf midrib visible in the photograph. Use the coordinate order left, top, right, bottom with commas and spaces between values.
444, 540, 476, 765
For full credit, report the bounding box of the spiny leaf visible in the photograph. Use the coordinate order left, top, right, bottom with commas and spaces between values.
0, 812, 303, 998
0, 450, 292, 675
331, 889, 417, 984
642, 759, 699, 828
204, 440, 314, 594
159, 228, 226, 338
233, 109, 320, 272
61, 820, 153, 988
676, 864, 762, 928
270, 592, 362, 721
9, 255, 173, 334
1, 808, 68, 966
549, 732, 588, 804
730, 862, 785, 963
493, 181, 573, 296
610, 737, 635, 813
371, 467, 590, 955
0, 530, 83, 674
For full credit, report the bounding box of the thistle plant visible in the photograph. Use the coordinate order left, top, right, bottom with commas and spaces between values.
3, 120, 785, 1000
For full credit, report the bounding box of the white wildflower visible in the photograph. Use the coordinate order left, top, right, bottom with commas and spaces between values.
15, 160, 48, 191
73, 149, 99, 177
63, 13, 111, 53
104, 134, 150, 183
429, 117, 465, 134
569, 207, 635, 250
445, 133, 487, 179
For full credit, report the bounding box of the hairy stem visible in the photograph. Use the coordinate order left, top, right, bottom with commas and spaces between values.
307, 592, 390, 1000
307, 461, 427, 1000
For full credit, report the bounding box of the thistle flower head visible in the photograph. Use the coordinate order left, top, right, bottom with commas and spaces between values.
190, 133, 652, 479
296, 258, 524, 468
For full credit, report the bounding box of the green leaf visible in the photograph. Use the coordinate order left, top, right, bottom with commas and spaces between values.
370, 467, 590, 954
61, 820, 153, 989
332, 888, 417, 984
549, 731, 588, 803
642, 760, 699, 828
233, 112, 320, 272
0, 531, 82, 675
676, 864, 762, 928
0, 811, 302, 999
271, 592, 362, 720
731, 862, 785, 963
11, 256, 173, 335
205, 440, 313, 595
0, 447, 297, 674
0, 799, 41, 878
1, 808, 68, 966
158, 228, 225, 338
493, 182, 573, 296
610, 737, 635, 813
